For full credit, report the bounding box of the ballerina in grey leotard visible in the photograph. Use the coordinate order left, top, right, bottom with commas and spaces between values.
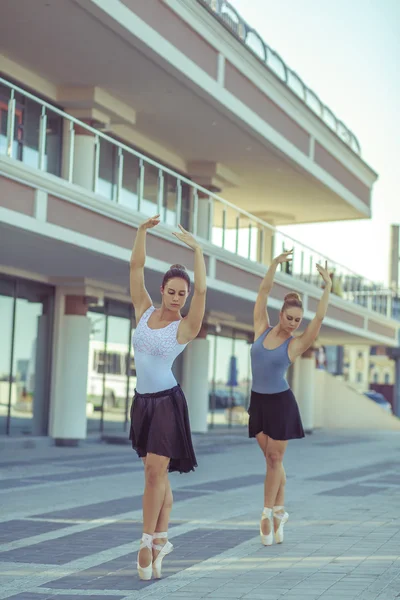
250, 249, 332, 547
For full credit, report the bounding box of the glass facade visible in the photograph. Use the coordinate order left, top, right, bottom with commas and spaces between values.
84, 303, 253, 433
0, 276, 54, 436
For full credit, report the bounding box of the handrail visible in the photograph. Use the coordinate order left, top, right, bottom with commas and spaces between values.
0, 77, 276, 234
0, 76, 393, 320
198, 0, 361, 155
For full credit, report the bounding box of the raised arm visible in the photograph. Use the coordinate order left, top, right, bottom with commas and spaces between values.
254, 249, 293, 340
129, 215, 160, 322
289, 261, 332, 360
173, 225, 207, 344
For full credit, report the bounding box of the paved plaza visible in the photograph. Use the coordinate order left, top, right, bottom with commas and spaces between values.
0, 427, 399, 600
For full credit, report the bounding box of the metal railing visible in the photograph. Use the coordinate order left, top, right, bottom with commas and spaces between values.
0, 76, 393, 320
198, 0, 361, 155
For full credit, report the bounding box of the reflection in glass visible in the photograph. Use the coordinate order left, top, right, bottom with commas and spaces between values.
207, 331, 251, 428
0, 277, 54, 436
10, 299, 43, 434
87, 311, 106, 433
101, 315, 135, 432
0, 293, 14, 435
21, 100, 41, 170
86, 306, 136, 434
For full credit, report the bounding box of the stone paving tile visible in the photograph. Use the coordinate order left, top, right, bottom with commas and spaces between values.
375, 474, 400, 485
0, 521, 144, 564
9, 595, 126, 600
179, 474, 262, 492
31, 489, 205, 521
317, 483, 388, 496
1, 430, 400, 600
308, 461, 398, 482
42, 528, 255, 592
0, 452, 114, 470
8, 595, 126, 600
0, 478, 38, 491
0, 466, 140, 491
0, 519, 71, 543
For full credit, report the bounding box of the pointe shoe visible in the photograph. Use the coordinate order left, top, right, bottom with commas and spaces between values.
273, 506, 289, 544
137, 533, 153, 580
260, 508, 273, 546
152, 531, 173, 579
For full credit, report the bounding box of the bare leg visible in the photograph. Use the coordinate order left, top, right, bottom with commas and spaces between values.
138, 452, 170, 568
264, 440, 287, 508
153, 473, 173, 560
256, 433, 287, 535
273, 466, 287, 532
274, 465, 286, 507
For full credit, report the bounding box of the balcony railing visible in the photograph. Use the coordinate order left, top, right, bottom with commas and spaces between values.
198, 0, 361, 155
0, 76, 395, 321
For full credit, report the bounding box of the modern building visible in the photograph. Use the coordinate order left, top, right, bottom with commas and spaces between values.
1, 0, 400, 441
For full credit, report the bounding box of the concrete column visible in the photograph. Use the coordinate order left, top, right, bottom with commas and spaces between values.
62, 119, 96, 190
181, 325, 209, 434
196, 194, 212, 241
294, 348, 316, 434
257, 225, 275, 265
49, 295, 91, 446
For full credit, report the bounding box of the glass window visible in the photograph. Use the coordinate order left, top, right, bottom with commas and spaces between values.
207, 330, 251, 428
0, 283, 14, 436
21, 99, 41, 169
0, 276, 54, 436
234, 338, 251, 409
45, 110, 62, 175
86, 304, 134, 434
10, 298, 43, 434
180, 182, 192, 231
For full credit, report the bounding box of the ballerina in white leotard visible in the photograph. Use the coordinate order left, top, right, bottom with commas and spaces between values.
129, 214, 206, 581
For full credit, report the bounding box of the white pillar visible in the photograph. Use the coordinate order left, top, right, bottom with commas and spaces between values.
295, 355, 316, 433
196, 196, 211, 241
62, 119, 96, 190
49, 294, 91, 445
182, 338, 209, 433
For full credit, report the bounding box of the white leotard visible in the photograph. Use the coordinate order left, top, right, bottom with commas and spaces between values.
132, 306, 188, 394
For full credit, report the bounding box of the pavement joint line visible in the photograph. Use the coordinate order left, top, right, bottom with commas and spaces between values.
0, 506, 265, 599
1, 430, 399, 600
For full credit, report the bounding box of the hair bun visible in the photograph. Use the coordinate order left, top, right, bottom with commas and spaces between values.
169, 264, 186, 271
284, 292, 302, 302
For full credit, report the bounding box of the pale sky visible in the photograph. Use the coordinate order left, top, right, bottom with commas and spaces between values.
230, 0, 400, 286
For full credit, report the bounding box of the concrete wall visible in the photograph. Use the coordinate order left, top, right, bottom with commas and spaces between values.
314, 370, 400, 431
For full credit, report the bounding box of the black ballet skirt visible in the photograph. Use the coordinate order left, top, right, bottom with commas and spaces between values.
248, 388, 305, 441
129, 384, 197, 474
